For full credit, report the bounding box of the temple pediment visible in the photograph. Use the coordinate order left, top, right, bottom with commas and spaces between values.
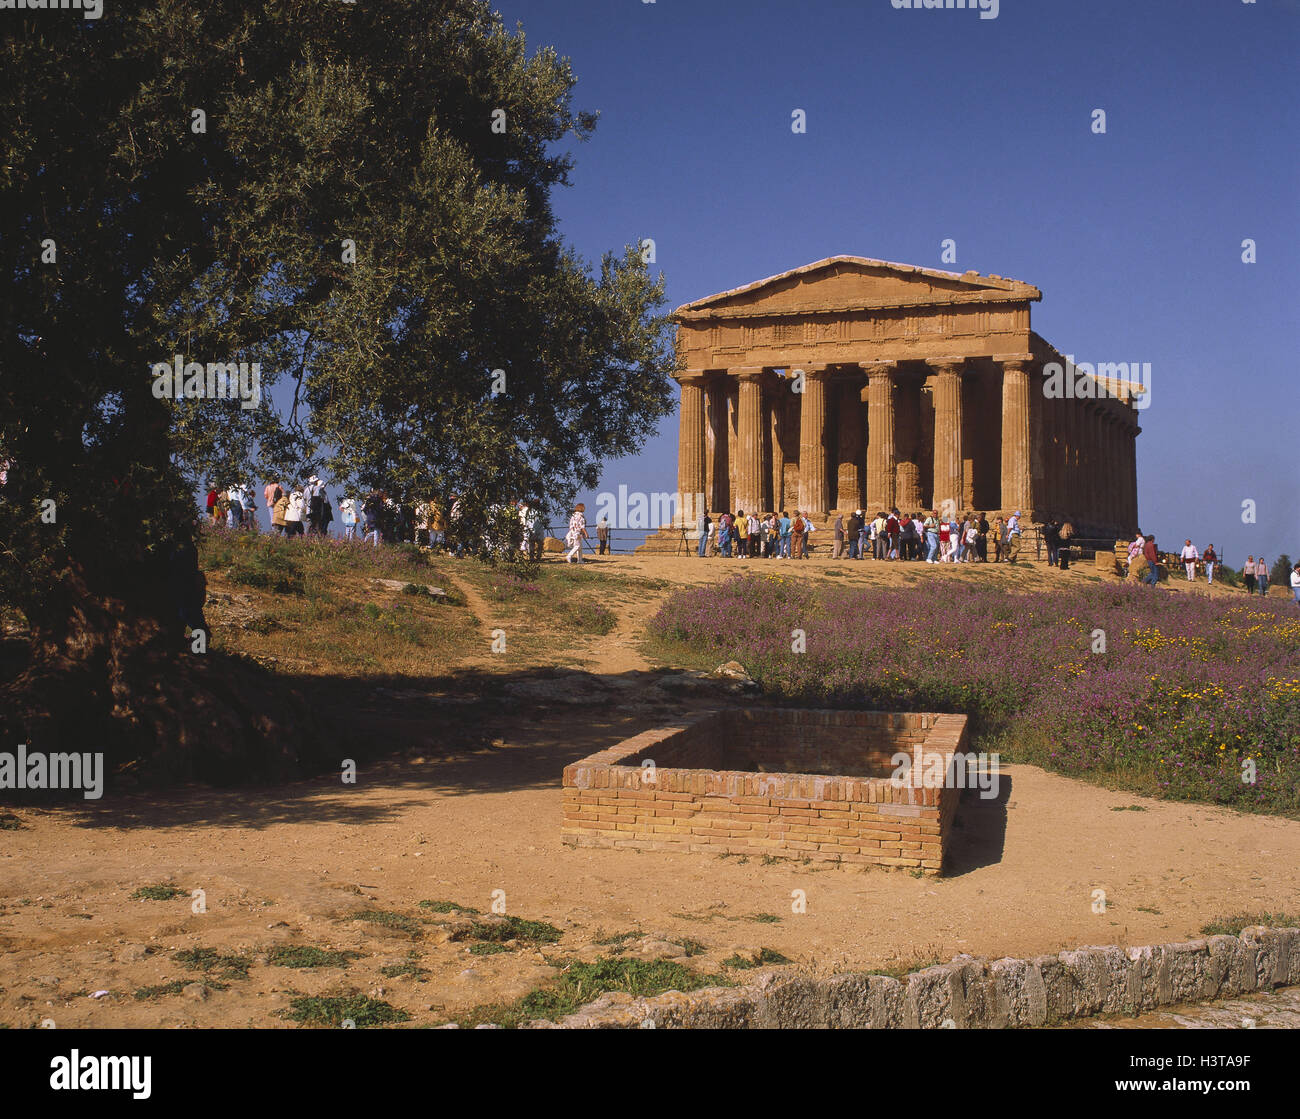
674, 256, 1040, 320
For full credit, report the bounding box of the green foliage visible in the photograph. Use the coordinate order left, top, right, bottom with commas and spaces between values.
0, 0, 675, 706
266, 945, 362, 969
417, 899, 480, 914
173, 947, 252, 981
215, 537, 306, 595
283, 994, 410, 1028
353, 602, 426, 645
1271, 554, 1294, 588
135, 978, 230, 1000
464, 916, 562, 944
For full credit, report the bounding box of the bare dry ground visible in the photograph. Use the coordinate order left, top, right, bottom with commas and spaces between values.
1, 547, 1296, 1027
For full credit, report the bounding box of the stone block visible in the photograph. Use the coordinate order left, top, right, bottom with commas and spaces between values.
1058, 946, 1130, 1015
754, 974, 831, 1029
904, 964, 961, 1028
817, 973, 907, 1029
1241, 926, 1292, 989
990, 957, 1047, 1028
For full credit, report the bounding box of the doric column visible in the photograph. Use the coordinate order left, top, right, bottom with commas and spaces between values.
1068, 400, 1084, 522
1083, 403, 1098, 527
769, 383, 786, 514
1000, 358, 1032, 515
1066, 400, 1076, 522
1097, 406, 1109, 529
862, 362, 896, 512
1042, 389, 1058, 517
895, 375, 922, 510
930, 359, 964, 517
836, 376, 865, 512
1028, 366, 1045, 519
1056, 393, 1068, 517
725, 378, 739, 509
705, 379, 728, 513
734, 367, 764, 515
675, 372, 706, 524
1093, 403, 1105, 527
1100, 410, 1114, 534
1076, 402, 1090, 526
796, 364, 830, 514
960, 374, 978, 512
1059, 397, 1072, 515
1118, 413, 1128, 535
1118, 415, 1128, 532
1129, 419, 1141, 532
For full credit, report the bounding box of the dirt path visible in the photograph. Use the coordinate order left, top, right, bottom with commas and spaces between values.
4, 746, 1299, 1028
439, 569, 499, 670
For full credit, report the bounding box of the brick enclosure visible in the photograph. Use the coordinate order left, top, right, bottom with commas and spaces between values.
561, 709, 969, 874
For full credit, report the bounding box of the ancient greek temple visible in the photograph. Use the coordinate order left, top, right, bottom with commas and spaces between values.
670, 257, 1142, 536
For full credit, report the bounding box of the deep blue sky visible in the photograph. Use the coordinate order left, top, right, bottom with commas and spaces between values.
494, 0, 1299, 565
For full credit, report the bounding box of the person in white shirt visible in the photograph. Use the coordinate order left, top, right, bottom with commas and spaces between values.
1291, 563, 1300, 608
1180, 540, 1198, 581
284, 489, 305, 536
565, 504, 588, 564
1005, 511, 1022, 563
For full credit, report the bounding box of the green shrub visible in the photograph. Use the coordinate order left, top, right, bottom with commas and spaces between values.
283, 994, 410, 1028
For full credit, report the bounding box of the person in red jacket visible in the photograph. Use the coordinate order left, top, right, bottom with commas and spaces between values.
1142, 535, 1160, 586
205, 486, 219, 523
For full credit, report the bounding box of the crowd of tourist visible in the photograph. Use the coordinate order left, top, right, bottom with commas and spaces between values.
201, 481, 1300, 604
205, 480, 556, 557
1123, 533, 1300, 603
687, 506, 1299, 604
694, 507, 1041, 564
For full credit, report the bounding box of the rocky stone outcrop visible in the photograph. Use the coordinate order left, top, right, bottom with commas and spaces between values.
524, 926, 1300, 1029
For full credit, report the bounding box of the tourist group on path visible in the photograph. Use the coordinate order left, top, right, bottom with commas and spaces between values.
695, 507, 1038, 565
200, 481, 1300, 605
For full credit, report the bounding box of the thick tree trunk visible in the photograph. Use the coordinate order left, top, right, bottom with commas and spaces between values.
2, 562, 323, 788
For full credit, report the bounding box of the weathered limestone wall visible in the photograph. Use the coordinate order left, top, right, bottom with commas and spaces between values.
526, 926, 1300, 1029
